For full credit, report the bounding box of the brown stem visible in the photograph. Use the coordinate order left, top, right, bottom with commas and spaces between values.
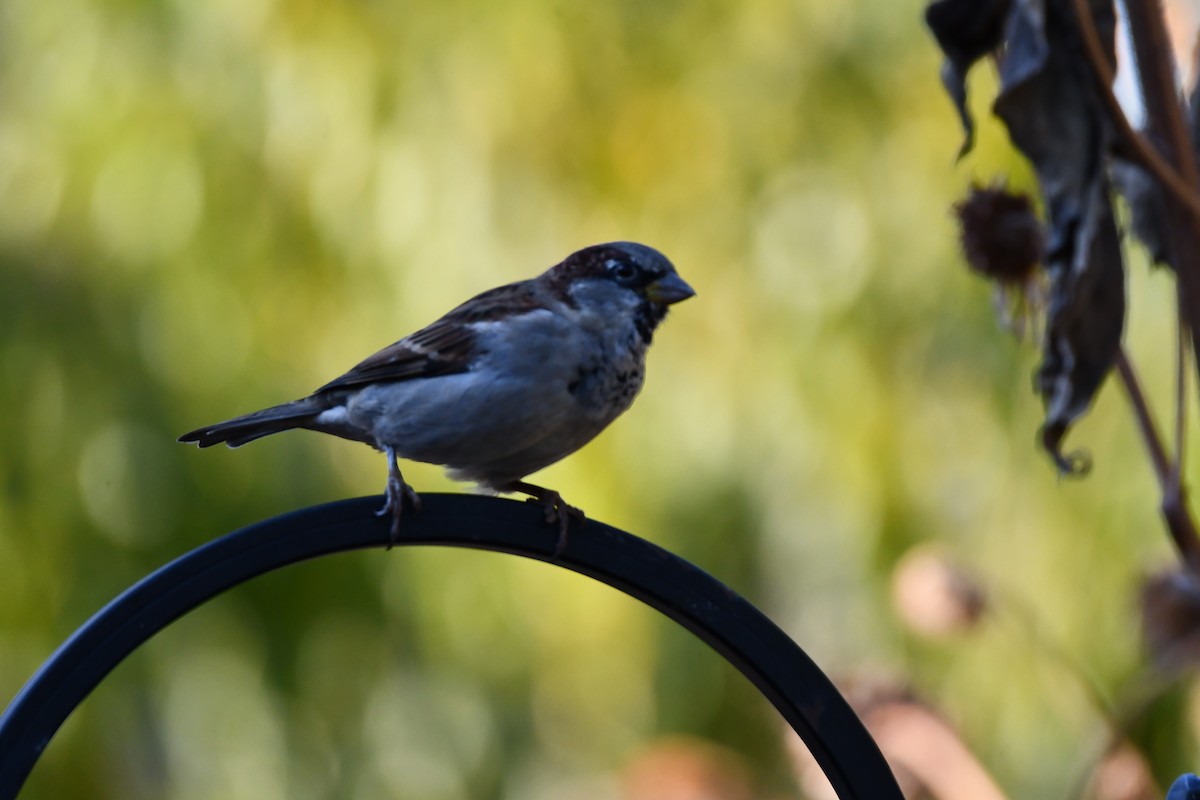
1121, 0, 1200, 350
1121, 0, 1199, 180
1117, 348, 1171, 481
1110, 0, 1200, 577
1174, 297, 1188, 488
1068, 0, 1200, 221
1116, 349, 1200, 573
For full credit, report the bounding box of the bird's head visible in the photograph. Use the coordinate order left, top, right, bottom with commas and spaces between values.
546, 241, 695, 320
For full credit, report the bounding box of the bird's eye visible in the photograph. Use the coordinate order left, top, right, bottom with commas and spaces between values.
606, 259, 637, 282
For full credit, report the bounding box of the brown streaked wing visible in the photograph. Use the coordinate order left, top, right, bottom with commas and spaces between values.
315, 279, 548, 393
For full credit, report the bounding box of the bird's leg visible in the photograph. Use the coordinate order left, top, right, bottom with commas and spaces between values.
503, 480, 584, 558
376, 446, 421, 548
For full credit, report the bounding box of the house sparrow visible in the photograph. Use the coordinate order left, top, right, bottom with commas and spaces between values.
179, 241, 694, 553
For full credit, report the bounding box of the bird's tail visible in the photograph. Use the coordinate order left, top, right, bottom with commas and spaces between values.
178, 397, 328, 448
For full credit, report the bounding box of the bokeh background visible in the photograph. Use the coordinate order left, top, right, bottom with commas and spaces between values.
1, 0, 1197, 797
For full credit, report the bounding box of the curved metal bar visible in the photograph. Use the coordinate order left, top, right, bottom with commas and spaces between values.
0, 494, 901, 798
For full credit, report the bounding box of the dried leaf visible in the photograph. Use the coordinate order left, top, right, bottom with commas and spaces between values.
1034, 178, 1124, 474
1114, 78, 1200, 269
925, 0, 1013, 156
1112, 155, 1171, 266
928, 0, 1125, 473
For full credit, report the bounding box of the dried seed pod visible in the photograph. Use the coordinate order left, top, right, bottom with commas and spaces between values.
891, 546, 987, 637
954, 184, 1044, 286
1140, 569, 1200, 673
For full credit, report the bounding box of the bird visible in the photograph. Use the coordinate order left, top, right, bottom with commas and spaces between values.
178, 241, 695, 554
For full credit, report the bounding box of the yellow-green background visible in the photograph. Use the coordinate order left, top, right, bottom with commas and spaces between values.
0, 0, 1190, 797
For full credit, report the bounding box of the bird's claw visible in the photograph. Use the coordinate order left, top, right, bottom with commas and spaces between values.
523, 491, 584, 558
377, 448, 420, 548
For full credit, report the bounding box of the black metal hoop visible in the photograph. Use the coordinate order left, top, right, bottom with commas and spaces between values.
0, 494, 901, 798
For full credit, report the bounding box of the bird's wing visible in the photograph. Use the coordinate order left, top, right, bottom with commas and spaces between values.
315, 280, 550, 393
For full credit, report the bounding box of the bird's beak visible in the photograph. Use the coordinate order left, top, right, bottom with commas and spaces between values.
645, 273, 696, 305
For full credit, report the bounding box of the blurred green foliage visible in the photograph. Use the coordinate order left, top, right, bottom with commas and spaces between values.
0, 0, 1193, 797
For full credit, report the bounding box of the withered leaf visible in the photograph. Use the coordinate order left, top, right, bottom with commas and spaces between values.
1113, 72, 1200, 270
925, 0, 1013, 156
1034, 182, 1124, 474
927, 0, 1125, 474
1112, 155, 1171, 267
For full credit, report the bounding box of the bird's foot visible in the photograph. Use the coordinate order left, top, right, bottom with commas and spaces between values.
376, 478, 421, 548
506, 481, 584, 558
377, 447, 421, 548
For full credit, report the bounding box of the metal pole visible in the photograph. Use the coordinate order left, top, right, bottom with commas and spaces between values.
0, 494, 901, 799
